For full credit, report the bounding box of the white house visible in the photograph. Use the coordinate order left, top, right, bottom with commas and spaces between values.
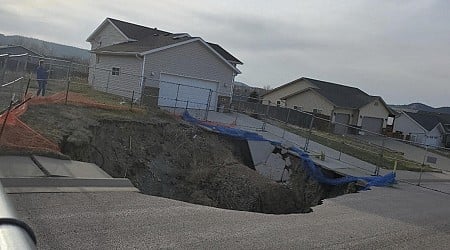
262, 77, 394, 134
86, 18, 242, 110
393, 111, 446, 147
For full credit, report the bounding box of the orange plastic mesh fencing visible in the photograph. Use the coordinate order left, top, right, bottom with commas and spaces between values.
0, 91, 138, 154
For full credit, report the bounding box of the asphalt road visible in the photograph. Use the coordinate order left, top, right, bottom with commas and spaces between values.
11, 183, 450, 249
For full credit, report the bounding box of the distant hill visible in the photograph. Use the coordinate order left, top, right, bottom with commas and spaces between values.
390, 102, 450, 115
0, 34, 89, 64
234, 81, 249, 87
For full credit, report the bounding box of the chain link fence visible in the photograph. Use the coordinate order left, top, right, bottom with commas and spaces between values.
1, 52, 449, 193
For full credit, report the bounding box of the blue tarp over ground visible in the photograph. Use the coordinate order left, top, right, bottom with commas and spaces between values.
182, 111, 396, 189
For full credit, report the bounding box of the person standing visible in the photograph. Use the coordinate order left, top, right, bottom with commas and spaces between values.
36, 60, 49, 96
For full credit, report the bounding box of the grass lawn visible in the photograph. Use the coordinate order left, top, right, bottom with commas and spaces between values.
272, 120, 438, 172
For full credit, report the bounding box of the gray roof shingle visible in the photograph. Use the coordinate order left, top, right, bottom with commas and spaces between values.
304, 78, 376, 109
95, 18, 242, 64
406, 111, 450, 132
406, 111, 444, 131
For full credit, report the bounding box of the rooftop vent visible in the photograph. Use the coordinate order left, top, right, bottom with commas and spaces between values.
173, 33, 191, 39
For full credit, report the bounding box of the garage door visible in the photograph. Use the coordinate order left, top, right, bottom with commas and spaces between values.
158, 74, 219, 110
333, 113, 350, 135
361, 117, 383, 134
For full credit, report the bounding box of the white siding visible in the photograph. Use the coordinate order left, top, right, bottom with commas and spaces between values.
88, 22, 129, 85
90, 22, 128, 50
284, 90, 334, 115
143, 41, 234, 97
426, 125, 444, 147
357, 99, 390, 127
263, 80, 315, 104
393, 113, 427, 144
91, 55, 143, 99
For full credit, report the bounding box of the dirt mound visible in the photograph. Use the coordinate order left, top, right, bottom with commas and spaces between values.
20, 104, 354, 214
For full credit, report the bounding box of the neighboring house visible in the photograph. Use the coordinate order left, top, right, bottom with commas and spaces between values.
262, 77, 394, 134
86, 18, 242, 110
394, 111, 450, 148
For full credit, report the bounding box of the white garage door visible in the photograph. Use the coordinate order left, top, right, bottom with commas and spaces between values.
158, 73, 219, 110
361, 116, 383, 134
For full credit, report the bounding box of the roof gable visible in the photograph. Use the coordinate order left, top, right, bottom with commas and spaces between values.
86, 18, 131, 42
303, 78, 375, 109
405, 111, 442, 131
88, 18, 242, 67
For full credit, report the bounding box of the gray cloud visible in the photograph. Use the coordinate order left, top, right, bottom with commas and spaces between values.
0, 0, 448, 107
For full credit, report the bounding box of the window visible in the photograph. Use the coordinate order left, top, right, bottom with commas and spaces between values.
112, 67, 120, 76
276, 100, 281, 106
374, 101, 379, 106
293, 105, 298, 110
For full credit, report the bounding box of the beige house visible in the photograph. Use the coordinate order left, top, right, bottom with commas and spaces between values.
263, 77, 393, 134
86, 18, 242, 110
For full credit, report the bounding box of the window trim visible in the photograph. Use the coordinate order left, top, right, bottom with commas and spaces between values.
112, 67, 120, 76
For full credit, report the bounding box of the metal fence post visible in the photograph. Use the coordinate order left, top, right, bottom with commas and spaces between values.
23, 77, 31, 100
261, 102, 270, 131
106, 71, 110, 92
418, 146, 428, 186
64, 79, 70, 105
174, 84, 180, 114
0, 100, 13, 142
304, 115, 315, 151
339, 135, 344, 161
204, 89, 212, 121
130, 90, 135, 111
374, 138, 385, 176
23, 55, 29, 73
0, 56, 8, 84
285, 107, 291, 124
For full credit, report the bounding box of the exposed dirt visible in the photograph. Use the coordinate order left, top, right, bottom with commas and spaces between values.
20, 104, 355, 214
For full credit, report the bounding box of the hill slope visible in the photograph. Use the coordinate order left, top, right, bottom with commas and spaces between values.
0, 34, 89, 64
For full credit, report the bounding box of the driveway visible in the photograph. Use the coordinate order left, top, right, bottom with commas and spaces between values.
358, 135, 450, 172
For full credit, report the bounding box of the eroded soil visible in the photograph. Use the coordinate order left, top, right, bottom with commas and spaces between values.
20, 104, 355, 214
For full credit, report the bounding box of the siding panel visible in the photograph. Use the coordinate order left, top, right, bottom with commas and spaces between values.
263, 80, 315, 104
284, 90, 334, 115
91, 55, 143, 99
357, 99, 390, 127
143, 41, 234, 97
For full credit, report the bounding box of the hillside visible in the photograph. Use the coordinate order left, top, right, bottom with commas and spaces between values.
390, 102, 450, 114
0, 34, 89, 64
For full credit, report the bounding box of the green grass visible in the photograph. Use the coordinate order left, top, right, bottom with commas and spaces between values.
275, 122, 438, 172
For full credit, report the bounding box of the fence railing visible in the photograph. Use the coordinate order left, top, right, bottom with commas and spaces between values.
1, 52, 449, 194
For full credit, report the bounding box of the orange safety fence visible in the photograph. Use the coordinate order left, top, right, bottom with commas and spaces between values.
0, 91, 136, 154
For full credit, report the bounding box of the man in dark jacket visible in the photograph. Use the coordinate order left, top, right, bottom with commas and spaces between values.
36, 60, 49, 96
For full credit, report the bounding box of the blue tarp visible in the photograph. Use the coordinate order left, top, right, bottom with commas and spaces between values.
182, 111, 396, 189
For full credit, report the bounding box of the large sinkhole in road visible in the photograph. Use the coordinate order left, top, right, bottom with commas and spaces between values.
61, 119, 356, 214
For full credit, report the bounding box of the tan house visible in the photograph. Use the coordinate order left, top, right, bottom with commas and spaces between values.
263, 77, 394, 134
86, 18, 242, 110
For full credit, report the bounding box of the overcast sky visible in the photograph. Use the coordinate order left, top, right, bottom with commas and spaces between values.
1, 0, 448, 107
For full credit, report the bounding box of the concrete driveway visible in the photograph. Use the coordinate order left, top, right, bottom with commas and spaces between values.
357, 135, 450, 172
